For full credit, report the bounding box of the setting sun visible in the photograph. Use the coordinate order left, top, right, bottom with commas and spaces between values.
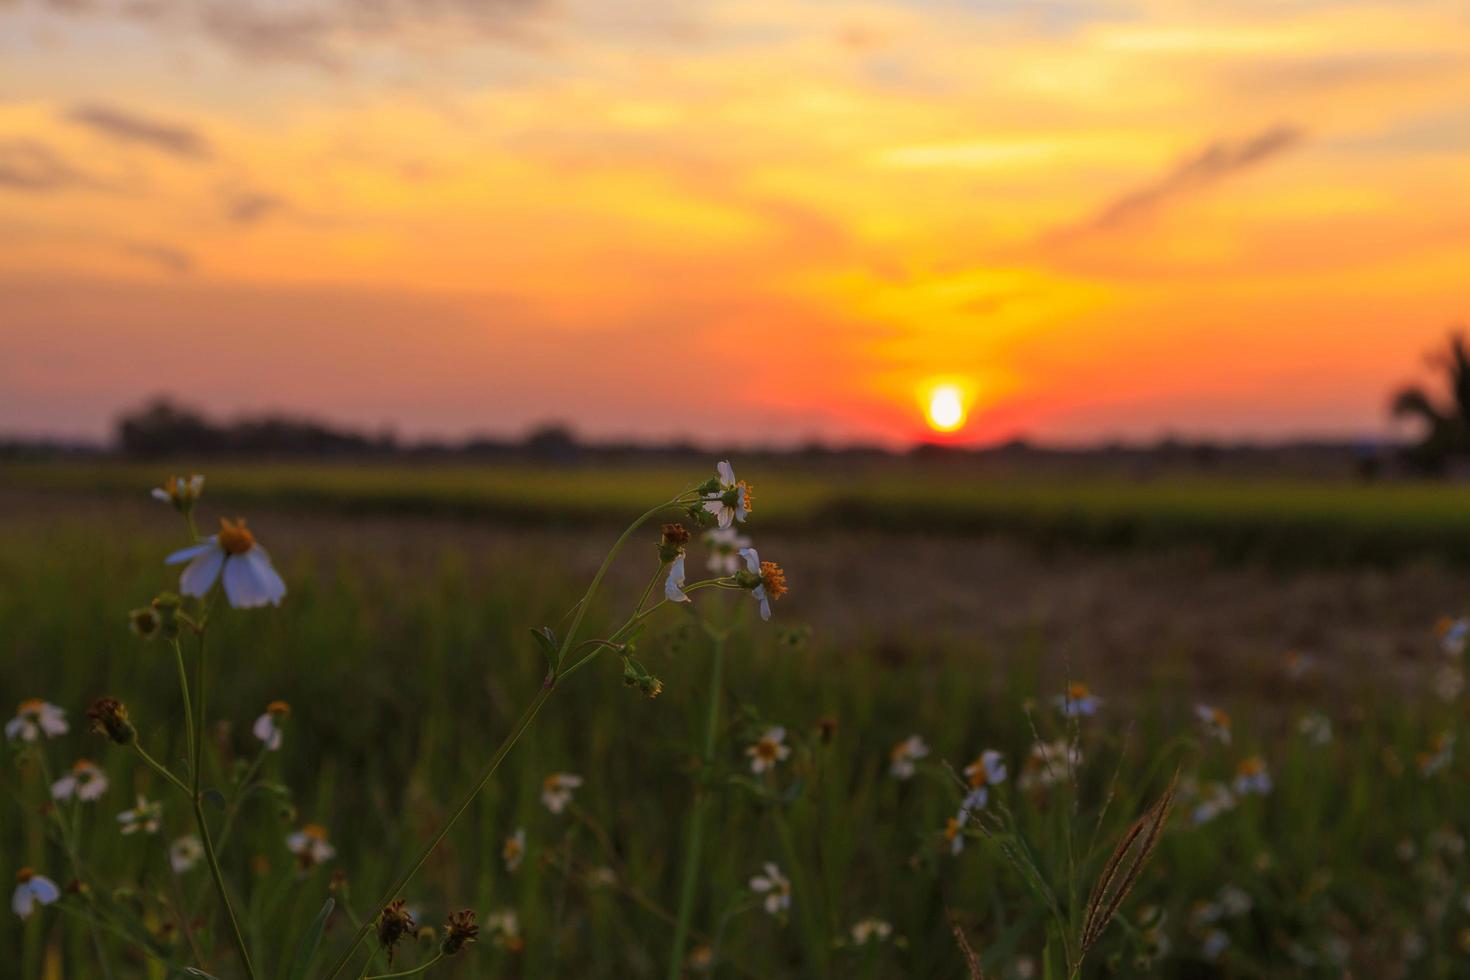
926, 385, 968, 433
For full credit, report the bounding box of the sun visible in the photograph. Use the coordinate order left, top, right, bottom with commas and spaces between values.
925, 384, 968, 433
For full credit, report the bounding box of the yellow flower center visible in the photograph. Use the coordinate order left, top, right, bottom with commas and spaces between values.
1237, 757, 1263, 777
738, 481, 754, 514
267, 700, 291, 718
760, 562, 788, 601
1211, 709, 1231, 728
73, 759, 95, 773
218, 518, 256, 555
967, 760, 990, 788
754, 739, 781, 762
303, 823, 328, 841
18, 698, 44, 717
16, 867, 34, 883
1067, 683, 1090, 700
944, 817, 961, 841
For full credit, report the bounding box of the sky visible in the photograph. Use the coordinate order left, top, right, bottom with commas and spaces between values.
1, 0, 1468, 447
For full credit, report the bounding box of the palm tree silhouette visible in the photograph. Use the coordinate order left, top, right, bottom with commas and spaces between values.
1391, 330, 1470, 473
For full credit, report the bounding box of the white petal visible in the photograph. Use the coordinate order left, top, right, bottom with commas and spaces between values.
664, 556, 689, 603
51, 776, 76, 800
253, 714, 276, 744
12, 884, 35, 919
245, 549, 287, 605
717, 461, 735, 485
27, 877, 59, 905
151, 488, 170, 502
5, 718, 30, 741
738, 547, 760, 572
166, 539, 217, 565
179, 548, 225, 598
79, 775, 108, 801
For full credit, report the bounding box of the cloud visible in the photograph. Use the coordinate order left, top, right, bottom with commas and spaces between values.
65, 103, 212, 160
0, 140, 103, 192
119, 241, 194, 274
222, 188, 290, 225
1077, 125, 1306, 233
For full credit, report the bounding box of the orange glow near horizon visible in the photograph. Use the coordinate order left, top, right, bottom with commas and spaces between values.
1, 1, 1469, 445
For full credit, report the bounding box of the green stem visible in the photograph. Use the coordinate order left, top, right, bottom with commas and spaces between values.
183, 626, 258, 980
172, 638, 196, 779
667, 627, 727, 980
321, 681, 556, 979
132, 744, 191, 797
775, 813, 830, 979
365, 952, 444, 979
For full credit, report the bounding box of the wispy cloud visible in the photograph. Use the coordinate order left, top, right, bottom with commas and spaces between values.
65, 103, 212, 160
1076, 125, 1306, 234
221, 188, 290, 225
0, 140, 105, 192
118, 241, 194, 274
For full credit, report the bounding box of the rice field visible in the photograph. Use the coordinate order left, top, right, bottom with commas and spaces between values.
4, 464, 1470, 979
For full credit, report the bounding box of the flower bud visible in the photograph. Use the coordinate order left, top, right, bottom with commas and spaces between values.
376, 900, 417, 965
442, 910, 479, 955
86, 698, 136, 746
151, 592, 183, 640
128, 607, 161, 640
658, 523, 691, 563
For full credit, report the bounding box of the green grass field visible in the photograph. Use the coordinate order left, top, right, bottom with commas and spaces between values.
4, 464, 1470, 978
8, 459, 1470, 565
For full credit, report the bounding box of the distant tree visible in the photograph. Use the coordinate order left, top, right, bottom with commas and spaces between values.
116, 398, 219, 457
1391, 330, 1470, 474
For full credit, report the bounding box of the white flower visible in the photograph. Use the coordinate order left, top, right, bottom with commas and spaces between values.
11, 869, 60, 920
1232, 757, 1271, 796
737, 547, 786, 622
252, 701, 290, 751
1192, 782, 1236, 825
1018, 739, 1081, 791
166, 518, 286, 609
117, 795, 163, 835
850, 918, 893, 944
286, 824, 336, 869
749, 862, 791, 915
746, 726, 791, 774
703, 526, 751, 575
1297, 712, 1333, 746
169, 836, 204, 874
541, 773, 583, 814
485, 908, 521, 948
1055, 683, 1101, 718
1194, 704, 1232, 745
51, 759, 108, 802
960, 750, 1008, 809
503, 828, 526, 872
1217, 884, 1252, 917
6, 699, 68, 742
1438, 617, 1470, 657
152, 474, 205, 510
702, 461, 751, 529
888, 735, 929, 780
945, 811, 969, 855
664, 554, 690, 604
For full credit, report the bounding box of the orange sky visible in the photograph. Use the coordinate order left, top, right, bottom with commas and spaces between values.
1, 0, 1467, 446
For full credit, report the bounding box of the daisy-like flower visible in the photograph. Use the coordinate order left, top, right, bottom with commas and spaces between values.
961, 749, 1008, 809
6, 699, 68, 743
166, 517, 286, 609
117, 795, 163, 835
540, 773, 583, 814
749, 862, 791, 915
502, 828, 526, 872
1297, 712, 1333, 746
1055, 683, 1101, 718
888, 735, 929, 780
1418, 732, 1455, 777
252, 700, 291, 751
484, 908, 524, 952
1017, 738, 1081, 791
51, 759, 108, 803
850, 918, 893, 944
1438, 617, 1470, 658
702, 461, 752, 529
11, 869, 60, 920
1232, 756, 1272, 796
736, 547, 787, 621
286, 823, 337, 870
944, 811, 968, 855
746, 726, 791, 774
704, 526, 751, 575
1194, 705, 1232, 745
1191, 782, 1237, 825
169, 835, 203, 874
152, 473, 205, 511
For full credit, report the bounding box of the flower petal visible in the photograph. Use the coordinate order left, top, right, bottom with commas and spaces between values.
179, 548, 225, 598
166, 539, 218, 565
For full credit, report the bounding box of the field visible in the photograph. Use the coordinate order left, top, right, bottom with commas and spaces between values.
5, 461, 1470, 979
